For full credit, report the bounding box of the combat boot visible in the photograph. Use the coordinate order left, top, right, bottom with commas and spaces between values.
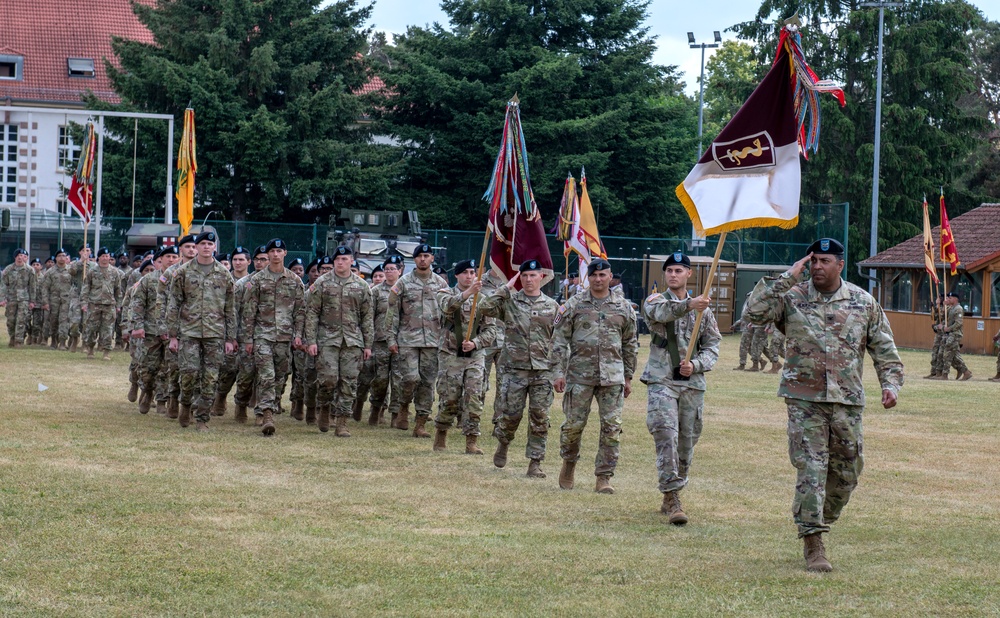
351, 398, 363, 422
393, 405, 410, 431
69, 336, 78, 353
526, 459, 546, 478
290, 399, 303, 421
931, 373, 949, 380
465, 434, 483, 455
138, 390, 152, 415
803, 533, 833, 572
493, 441, 509, 468
261, 409, 276, 436
379, 404, 389, 425
768, 361, 782, 374
413, 416, 431, 438
305, 404, 316, 425
254, 414, 264, 427
747, 360, 760, 372
156, 400, 167, 415
989, 372, 1000, 382
102, 350, 111, 361
923, 370, 937, 379
732, 364, 745, 371
335, 416, 351, 438
50, 339, 59, 350
661, 491, 688, 525
167, 396, 179, 419
128, 382, 139, 403
196, 421, 209, 432
86, 346, 95, 359
433, 429, 447, 451
558, 460, 576, 490
234, 404, 248, 424
318, 404, 331, 433
960, 369, 973, 381
367, 404, 380, 426
595, 475, 615, 494
178, 404, 192, 428
211, 393, 227, 417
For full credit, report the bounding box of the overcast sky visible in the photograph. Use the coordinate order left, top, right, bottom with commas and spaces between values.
360, 0, 1000, 94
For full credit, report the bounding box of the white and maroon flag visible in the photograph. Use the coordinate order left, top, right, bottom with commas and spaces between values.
676, 25, 845, 236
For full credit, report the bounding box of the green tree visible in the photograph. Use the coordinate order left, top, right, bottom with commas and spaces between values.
702, 40, 762, 136
96, 0, 400, 222
376, 0, 699, 236
734, 1, 995, 274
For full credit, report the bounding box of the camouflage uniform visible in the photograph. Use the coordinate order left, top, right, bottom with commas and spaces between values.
745, 269, 903, 538
81, 264, 123, 352
480, 272, 506, 422
768, 329, 786, 360
243, 268, 306, 419
553, 289, 638, 478
157, 262, 189, 404
216, 273, 257, 411
750, 323, 777, 365
937, 303, 968, 376
30, 269, 47, 344
929, 304, 945, 375
121, 280, 143, 391
385, 270, 449, 420
167, 260, 237, 423
478, 285, 558, 462
42, 264, 72, 346
305, 272, 372, 418
0, 263, 36, 345
734, 316, 752, 366
641, 291, 721, 493
434, 285, 499, 435
365, 280, 394, 419
132, 269, 168, 404
67, 261, 90, 343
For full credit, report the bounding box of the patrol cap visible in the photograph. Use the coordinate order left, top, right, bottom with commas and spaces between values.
13, 248, 28, 257
139, 258, 155, 273
519, 259, 542, 273
806, 237, 845, 257
96, 246, 111, 257
413, 243, 434, 257
232, 246, 250, 259
157, 246, 179, 258
383, 255, 405, 267
195, 230, 217, 244
253, 244, 268, 258
178, 234, 196, 247
662, 251, 691, 270
371, 264, 384, 275
55, 248, 68, 257
288, 257, 304, 269
454, 259, 476, 274
265, 238, 286, 252
587, 258, 613, 276
332, 245, 353, 257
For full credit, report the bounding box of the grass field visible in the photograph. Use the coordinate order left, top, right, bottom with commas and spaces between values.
1, 318, 999, 617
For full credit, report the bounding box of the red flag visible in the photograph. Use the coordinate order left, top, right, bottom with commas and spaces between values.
939, 190, 960, 275
67, 176, 93, 224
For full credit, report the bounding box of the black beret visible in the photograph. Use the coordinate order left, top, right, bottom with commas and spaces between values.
139, 259, 155, 273
13, 248, 28, 257
304, 259, 319, 272
383, 255, 404, 267
413, 243, 434, 257
318, 255, 333, 266
432, 265, 445, 275
253, 245, 268, 258
80, 242, 91, 250
568, 271, 578, 278
45, 256, 55, 263
333, 245, 353, 257
806, 238, 844, 256
662, 251, 691, 270
232, 246, 250, 259
195, 231, 217, 244
264, 238, 286, 252
96, 246, 111, 257
178, 234, 196, 247
131, 254, 143, 263
946, 292, 960, 299
352, 261, 361, 270
29, 257, 41, 265
288, 258, 303, 268
55, 248, 68, 257
157, 246, 179, 258
220, 253, 231, 262
519, 260, 542, 273
454, 259, 476, 273
371, 264, 384, 274
587, 258, 612, 276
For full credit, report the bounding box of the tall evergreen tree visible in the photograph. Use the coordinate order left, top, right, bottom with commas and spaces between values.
376, 0, 699, 236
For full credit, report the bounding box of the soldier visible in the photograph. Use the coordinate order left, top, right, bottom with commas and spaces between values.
748, 320, 777, 372
158, 235, 198, 419
352, 263, 384, 422
213, 246, 252, 418
27, 258, 46, 346
432, 259, 499, 454
351, 260, 362, 279
925, 296, 946, 379
552, 258, 638, 493
133, 247, 177, 415
305, 246, 372, 436
370, 264, 385, 286
366, 255, 403, 426
732, 293, 753, 370
81, 247, 123, 360
745, 238, 903, 572
123, 258, 155, 404
167, 231, 237, 431
288, 257, 305, 281
219, 253, 231, 272
228, 245, 268, 423
480, 269, 506, 423
385, 243, 449, 438
935, 292, 971, 380
478, 260, 559, 478
243, 239, 305, 435
767, 326, 786, 372
639, 252, 719, 523
0, 248, 36, 347
41, 248, 72, 349
290, 256, 324, 424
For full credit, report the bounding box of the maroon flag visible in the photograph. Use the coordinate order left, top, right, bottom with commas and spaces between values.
67, 176, 93, 224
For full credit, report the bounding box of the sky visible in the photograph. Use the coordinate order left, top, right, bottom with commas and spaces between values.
360, 0, 1000, 95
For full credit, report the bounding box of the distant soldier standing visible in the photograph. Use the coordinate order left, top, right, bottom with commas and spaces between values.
28, 258, 46, 346
41, 248, 72, 349
242, 239, 305, 435
748, 321, 777, 372
640, 252, 719, 523
366, 255, 403, 426
935, 292, 971, 381
432, 259, 499, 454
123, 259, 155, 404
385, 243, 448, 438
732, 294, 752, 370
305, 246, 372, 436
81, 247, 123, 360
167, 231, 237, 431
745, 239, 903, 572
478, 260, 559, 478
290, 257, 322, 422
67, 244, 93, 352
552, 258, 638, 493
0, 248, 36, 347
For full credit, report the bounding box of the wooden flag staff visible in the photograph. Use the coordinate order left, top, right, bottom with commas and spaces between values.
465, 227, 492, 342
683, 231, 727, 363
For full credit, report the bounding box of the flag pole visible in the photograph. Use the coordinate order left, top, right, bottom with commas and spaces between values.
465, 226, 492, 342
683, 231, 727, 363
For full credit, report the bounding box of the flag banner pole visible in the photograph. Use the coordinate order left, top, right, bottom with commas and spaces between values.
465, 227, 492, 342
683, 232, 727, 363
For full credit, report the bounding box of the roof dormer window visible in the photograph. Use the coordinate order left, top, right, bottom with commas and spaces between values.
67, 57, 95, 78
0, 54, 24, 81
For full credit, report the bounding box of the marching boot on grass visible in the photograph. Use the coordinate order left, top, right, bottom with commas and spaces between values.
433, 429, 447, 451
318, 403, 331, 433
393, 404, 410, 430
178, 404, 192, 428
211, 393, 227, 417
335, 415, 351, 437
661, 491, 688, 525
167, 396, 179, 419
102, 350, 111, 361
803, 533, 833, 572
196, 421, 209, 432
558, 461, 575, 490
526, 459, 546, 479
234, 404, 248, 424
959, 369, 973, 381
290, 399, 303, 421
351, 398, 363, 422
747, 360, 760, 372
465, 434, 483, 455
989, 372, 1000, 383
732, 363, 745, 371
412, 416, 431, 438
138, 390, 153, 415
261, 409, 275, 436
493, 440, 509, 468
768, 361, 782, 374
595, 475, 615, 494
128, 381, 139, 403
367, 404, 379, 426
305, 404, 316, 425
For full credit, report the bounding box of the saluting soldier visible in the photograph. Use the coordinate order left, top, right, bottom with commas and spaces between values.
385, 243, 449, 438
366, 255, 404, 426
477, 260, 559, 478
81, 247, 123, 360
242, 239, 305, 436
132, 247, 178, 415
552, 258, 638, 493
0, 248, 37, 347
41, 248, 73, 349
432, 259, 499, 454
167, 231, 237, 431
305, 246, 373, 436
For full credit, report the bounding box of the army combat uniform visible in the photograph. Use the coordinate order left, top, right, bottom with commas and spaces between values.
42, 263, 72, 348
480, 271, 506, 422
132, 268, 168, 414
362, 278, 395, 426
937, 302, 970, 380
81, 263, 123, 355
0, 261, 36, 346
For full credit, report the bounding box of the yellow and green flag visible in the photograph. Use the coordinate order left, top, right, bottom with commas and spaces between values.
176, 108, 197, 236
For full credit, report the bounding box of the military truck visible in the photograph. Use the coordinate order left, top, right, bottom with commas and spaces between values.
326, 208, 428, 260
124, 223, 217, 258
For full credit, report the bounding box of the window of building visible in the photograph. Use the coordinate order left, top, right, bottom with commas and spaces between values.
58, 126, 80, 171
915, 271, 935, 313
949, 271, 982, 317
885, 269, 913, 312
0, 54, 24, 80
991, 272, 1000, 318
67, 58, 95, 78
0, 124, 18, 204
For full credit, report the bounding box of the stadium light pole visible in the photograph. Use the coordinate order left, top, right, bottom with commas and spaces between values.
861, 1, 903, 294
688, 30, 723, 161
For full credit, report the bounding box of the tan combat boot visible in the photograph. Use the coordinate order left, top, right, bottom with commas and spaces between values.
102, 350, 111, 361
211, 393, 227, 417
379, 404, 389, 425
465, 434, 483, 455
732, 364, 745, 371
661, 491, 688, 525
196, 421, 209, 432
989, 372, 1000, 382
128, 381, 139, 403
393, 405, 410, 430
960, 370, 973, 381
234, 404, 248, 424
433, 429, 447, 451
526, 459, 546, 479
367, 404, 380, 426
803, 533, 833, 572
155, 400, 167, 415
178, 404, 192, 428
558, 461, 576, 490
254, 414, 264, 427
318, 404, 331, 433
747, 360, 760, 372
290, 399, 303, 421
351, 398, 363, 422
335, 416, 351, 438
69, 336, 78, 353
923, 371, 937, 379
595, 475, 615, 494
86, 346, 95, 359
305, 404, 316, 425
768, 361, 782, 374
138, 390, 152, 415
413, 416, 431, 438
931, 373, 949, 380
261, 409, 276, 436
493, 441, 509, 468
167, 396, 179, 419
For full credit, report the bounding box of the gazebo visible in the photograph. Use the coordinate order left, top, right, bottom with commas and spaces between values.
858, 203, 1000, 354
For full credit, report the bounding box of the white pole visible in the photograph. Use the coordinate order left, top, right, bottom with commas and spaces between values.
24, 112, 32, 254
166, 116, 174, 225
868, 6, 886, 294
94, 116, 105, 250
